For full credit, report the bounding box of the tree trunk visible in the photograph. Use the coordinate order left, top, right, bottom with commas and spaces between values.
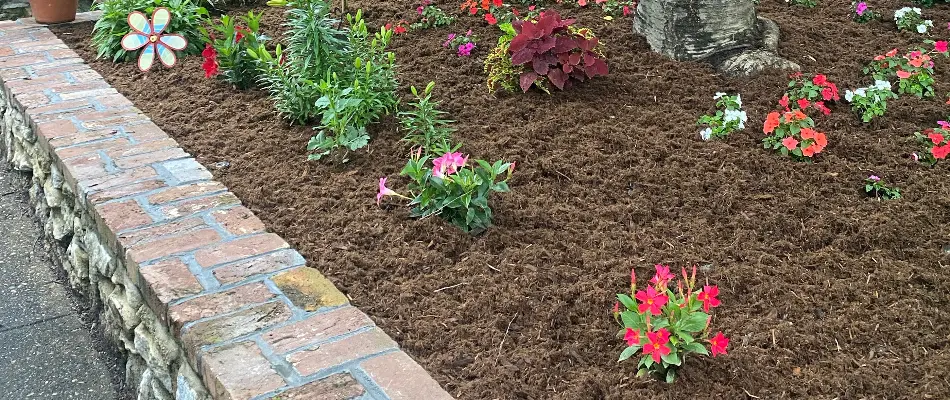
634, 0, 799, 75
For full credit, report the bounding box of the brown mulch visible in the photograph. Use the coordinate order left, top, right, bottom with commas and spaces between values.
52, 1, 950, 398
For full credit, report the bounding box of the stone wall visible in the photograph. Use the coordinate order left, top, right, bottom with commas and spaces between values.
0, 1, 30, 22
0, 15, 453, 400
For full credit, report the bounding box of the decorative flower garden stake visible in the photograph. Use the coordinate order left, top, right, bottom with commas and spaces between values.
120, 8, 188, 72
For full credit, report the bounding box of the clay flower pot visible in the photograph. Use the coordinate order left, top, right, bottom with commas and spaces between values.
28, 0, 78, 24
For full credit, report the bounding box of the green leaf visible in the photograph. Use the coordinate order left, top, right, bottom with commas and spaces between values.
684, 342, 709, 355
620, 311, 643, 329
618, 345, 641, 362
661, 351, 681, 366
617, 294, 637, 312
665, 368, 676, 383
676, 312, 709, 332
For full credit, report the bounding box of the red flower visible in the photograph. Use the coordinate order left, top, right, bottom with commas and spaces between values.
649, 264, 674, 288
778, 94, 789, 111
797, 98, 810, 110
782, 136, 799, 151
643, 329, 672, 362
801, 144, 816, 157
896, 70, 912, 79
234, 26, 246, 42
886, 48, 898, 57
485, 13, 497, 24
709, 331, 729, 356
814, 101, 831, 116
623, 5, 630, 15
933, 144, 950, 159
624, 328, 640, 346
813, 132, 827, 150
493, 0, 502, 6
821, 87, 834, 101
763, 112, 781, 134
936, 41, 949, 54
201, 43, 219, 78
394, 25, 407, 34
696, 285, 721, 312
812, 74, 827, 86
202, 42, 216, 58
928, 132, 945, 145
634, 286, 668, 316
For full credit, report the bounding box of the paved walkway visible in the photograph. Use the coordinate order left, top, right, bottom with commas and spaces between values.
0, 164, 120, 399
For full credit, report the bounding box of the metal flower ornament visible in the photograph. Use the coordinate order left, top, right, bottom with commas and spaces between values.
120, 8, 188, 72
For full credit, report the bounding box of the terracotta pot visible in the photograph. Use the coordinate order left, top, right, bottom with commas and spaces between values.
28, 0, 78, 24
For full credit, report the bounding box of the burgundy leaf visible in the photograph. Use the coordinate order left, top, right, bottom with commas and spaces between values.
552, 37, 578, 53
511, 48, 535, 65
563, 63, 573, 73
537, 35, 557, 53
587, 57, 608, 76
569, 53, 581, 66
519, 72, 539, 92
583, 52, 595, 66
547, 68, 567, 90
533, 57, 550, 75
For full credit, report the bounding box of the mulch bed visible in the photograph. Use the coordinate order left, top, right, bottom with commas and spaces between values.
52, 1, 950, 398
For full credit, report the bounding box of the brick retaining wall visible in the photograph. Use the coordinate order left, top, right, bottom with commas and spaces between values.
0, 13, 453, 400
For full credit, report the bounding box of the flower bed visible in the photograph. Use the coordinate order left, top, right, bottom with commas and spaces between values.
52, 0, 950, 398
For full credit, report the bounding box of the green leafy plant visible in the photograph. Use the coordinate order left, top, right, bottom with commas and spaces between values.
864, 175, 901, 200
307, 74, 371, 162
93, 0, 207, 62
786, 0, 817, 7
913, 123, 950, 165
411, 0, 456, 30
614, 265, 729, 383
200, 11, 265, 88
844, 80, 897, 122
378, 152, 514, 234
761, 109, 828, 160
484, 22, 518, 93
894, 7, 932, 33
399, 82, 460, 155
697, 93, 746, 140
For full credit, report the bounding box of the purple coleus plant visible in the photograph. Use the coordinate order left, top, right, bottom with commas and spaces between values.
509, 10, 609, 92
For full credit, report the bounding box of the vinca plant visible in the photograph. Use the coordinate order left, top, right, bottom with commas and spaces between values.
864, 175, 901, 200
844, 80, 897, 123
697, 92, 747, 140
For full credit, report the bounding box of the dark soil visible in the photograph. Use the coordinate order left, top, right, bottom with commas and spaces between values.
53, 1, 950, 398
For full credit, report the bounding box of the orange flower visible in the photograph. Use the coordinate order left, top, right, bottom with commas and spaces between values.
764, 112, 781, 134
784, 110, 807, 122
896, 70, 912, 79
800, 128, 816, 140
886, 48, 898, 57
782, 136, 799, 150
814, 132, 828, 149
910, 57, 924, 68
801, 144, 816, 157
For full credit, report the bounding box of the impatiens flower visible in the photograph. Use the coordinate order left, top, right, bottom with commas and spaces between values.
933, 144, 950, 159
782, 136, 799, 150
649, 264, 675, 287
784, 109, 807, 122
624, 328, 640, 346
802, 144, 816, 157
634, 286, 669, 316
936, 41, 948, 53
812, 74, 827, 86
868, 175, 881, 181
394, 25, 407, 34
928, 131, 945, 145
814, 101, 831, 116
696, 285, 721, 312
764, 112, 781, 134
709, 331, 729, 356
897, 70, 913, 79
821, 87, 835, 101
623, 5, 631, 15
485, 13, 497, 24
886, 48, 899, 57
855, 2, 867, 15
417, 5, 425, 14
778, 94, 790, 110
578, 0, 587, 5
443, 33, 456, 48
376, 177, 400, 206
643, 329, 672, 362
800, 127, 816, 140
700, 127, 712, 141
938, 121, 950, 129
458, 42, 475, 56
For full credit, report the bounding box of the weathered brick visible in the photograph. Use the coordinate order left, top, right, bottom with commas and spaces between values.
0, 46, 13, 57
87, 179, 166, 203
194, 233, 288, 268
147, 181, 226, 205
137, 258, 203, 317
61, 152, 108, 181
212, 250, 305, 285
125, 228, 221, 264
28, 98, 97, 116
47, 48, 78, 60
182, 301, 292, 351
200, 341, 286, 400
167, 282, 276, 335
106, 137, 178, 159
55, 138, 131, 160
94, 199, 153, 232
271, 267, 348, 312
159, 192, 240, 219
80, 166, 159, 193
160, 158, 213, 184
360, 351, 452, 400
124, 122, 168, 143
0, 66, 29, 80
263, 306, 373, 354
267, 373, 366, 400
117, 217, 208, 249
0, 53, 48, 69
78, 112, 147, 130
58, 87, 117, 101
68, 69, 104, 84
35, 120, 79, 140
287, 328, 397, 376
210, 206, 266, 236
15, 42, 68, 54
114, 147, 189, 169
12, 91, 51, 108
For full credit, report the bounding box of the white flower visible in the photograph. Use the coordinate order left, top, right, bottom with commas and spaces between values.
873, 80, 892, 90
845, 90, 855, 102
913, 7, 921, 14
713, 92, 727, 100
917, 24, 928, 33
700, 128, 712, 141
855, 88, 867, 98
735, 94, 742, 107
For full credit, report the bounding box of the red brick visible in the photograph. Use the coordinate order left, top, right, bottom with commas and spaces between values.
0, 46, 13, 57
167, 282, 276, 335
137, 258, 203, 316
13, 91, 51, 108
56, 86, 116, 101
81, 166, 159, 192
210, 207, 266, 236
200, 341, 286, 400
117, 217, 208, 249
61, 153, 108, 181
68, 69, 104, 83
87, 179, 165, 203
47, 129, 121, 148
28, 99, 97, 116
360, 351, 452, 400
5, 73, 68, 90
30, 60, 86, 76
263, 307, 373, 354
54, 138, 131, 160
0, 66, 29, 80
126, 228, 221, 264
160, 192, 241, 219
114, 147, 189, 169
147, 181, 226, 205
106, 137, 178, 159
78, 112, 147, 130
14, 42, 68, 54
95, 199, 153, 232
212, 250, 304, 285
0, 54, 48, 69
287, 328, 397, 376
47, 48, 78, 60
35, 120, 79, 140
124, 123, 169, 143
267, 373, 365, 400
194, 234, 289, 268
182, 301, 292, 351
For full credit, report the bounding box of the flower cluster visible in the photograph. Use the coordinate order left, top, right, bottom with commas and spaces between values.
461, 0, 504, 25
762, 109, 828, 160
577, 0, 635, 17
411, 0, 456, 31
443, 30, 477, 57
894, 7, 932, 34
864, 175, 901, 200
845, 80, 898, 122
866, 44, 947, 99
781, 73, 839, 116
697, 92, 747, 140
853, 2, 876, 23
914, 122, 950, 165
384, 20, 410, 35
200, 11, 266, 89
614, 265, 728, 383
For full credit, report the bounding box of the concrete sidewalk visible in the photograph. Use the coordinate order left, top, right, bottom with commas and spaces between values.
0, 164, 122, 399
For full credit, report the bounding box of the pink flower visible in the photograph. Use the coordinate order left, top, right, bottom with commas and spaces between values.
458, 42, 475, 56
896, 70, 912, 79
855, 2, 867, 15
782, 136, 799, 151
709, 331, 729, 356
622, 5, 630, 15
623, 328, 640, 346
376, 177, 399, 206
634, 286, 669, 316
443, 33, 456, 48
649, 264, 674, 287
578, 0, 587, 6
643, 329, 672, 362
696, 285, 721, 312
417, 5, 424, 14
936, 41, 948, 53
484, 13, 497, 25
432, 152, 468, 177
